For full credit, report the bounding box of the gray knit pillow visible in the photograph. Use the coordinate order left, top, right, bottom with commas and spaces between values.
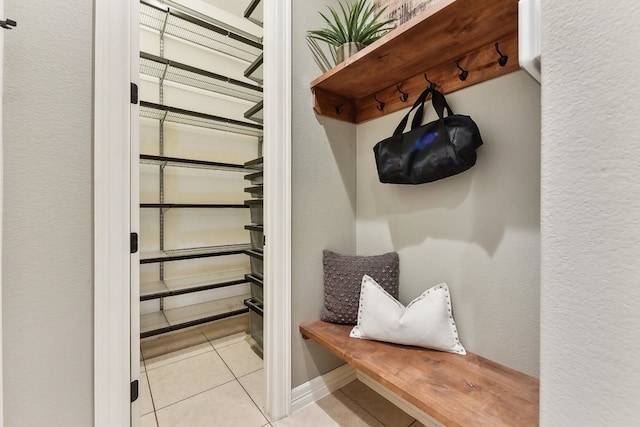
320, 250, 399, 324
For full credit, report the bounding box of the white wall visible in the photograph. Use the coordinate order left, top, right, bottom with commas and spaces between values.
357, 71, 541, 376
540, 0, 640, 425
292, 2, 541, 386
3, 0, 93, 425
292, 0, 541, 386
201, 0, 254, 24
291, 0, 358, 388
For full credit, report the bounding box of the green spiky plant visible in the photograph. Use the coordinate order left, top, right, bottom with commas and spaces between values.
306, 0, 396, 70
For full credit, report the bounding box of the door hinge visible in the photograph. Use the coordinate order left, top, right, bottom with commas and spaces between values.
131, 380, 139, 403
0, 19, 17, 30
130, 232, 138, 254
130, 82, 139, 104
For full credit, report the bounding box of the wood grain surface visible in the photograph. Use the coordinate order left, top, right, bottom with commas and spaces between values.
310, 0, 519, 123
300, 320, 539, 427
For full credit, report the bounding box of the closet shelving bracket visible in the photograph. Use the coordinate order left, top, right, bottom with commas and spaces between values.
244, 0, 263, 27
141, 299, 249, 338
141, 271, 251, 301
140, 154, 254, 173
140, 101, 263, 137
140, 0, 262, 63
140, 243, 252, 264
140, 52, 263, 103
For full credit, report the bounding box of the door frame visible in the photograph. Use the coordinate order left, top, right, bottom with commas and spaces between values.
0, 0, 5, 422
93, 0, 292, 425
93, 0, 133, 426
263, 0, 292, 419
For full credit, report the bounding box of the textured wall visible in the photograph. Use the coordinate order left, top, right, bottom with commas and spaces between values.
540, 0, 640, 425
3, 0, 94, 425
290, 1, 358, 388
357, 71, 541, 376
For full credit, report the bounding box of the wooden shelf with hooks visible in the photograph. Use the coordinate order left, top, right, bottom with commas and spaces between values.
310, 0, 519, 124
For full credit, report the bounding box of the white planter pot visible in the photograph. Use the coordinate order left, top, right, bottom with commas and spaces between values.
336, 42, 364, 63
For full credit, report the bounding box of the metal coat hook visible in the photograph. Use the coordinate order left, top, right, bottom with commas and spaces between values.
456, 59, 468, 81
396, 85, 409, 102
374, 94, 385, 111
423, 73, 436, 89
496, 42, 509, 67
0, 19, 16, 30
335, 104, 344, 115
495, 42, 508, 67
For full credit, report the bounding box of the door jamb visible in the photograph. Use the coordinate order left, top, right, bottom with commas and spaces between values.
0, 0, 5, 421
93, 0, 132, 426
263, 0, 292, 420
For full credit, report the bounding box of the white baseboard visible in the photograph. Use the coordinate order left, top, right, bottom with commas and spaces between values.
289, 365, 444, 427
290, 364, 357, 413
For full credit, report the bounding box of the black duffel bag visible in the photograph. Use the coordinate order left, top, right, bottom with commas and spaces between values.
373, 86, 483, 184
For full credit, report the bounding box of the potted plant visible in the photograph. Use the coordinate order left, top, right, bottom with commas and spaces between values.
306, 0, 396, 71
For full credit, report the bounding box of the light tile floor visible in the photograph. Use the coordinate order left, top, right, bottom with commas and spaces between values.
140, 315, 425, 427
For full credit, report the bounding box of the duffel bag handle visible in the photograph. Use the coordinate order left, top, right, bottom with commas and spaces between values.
392, 87, 456, 137
411, 88, 455, 128
431, 89, 454, 119
392, 85, 433, 137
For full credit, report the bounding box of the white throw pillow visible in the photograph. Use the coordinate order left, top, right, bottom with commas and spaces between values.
350, 275, 466, 355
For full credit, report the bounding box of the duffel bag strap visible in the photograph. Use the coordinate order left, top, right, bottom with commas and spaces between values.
431, 89, 454, 119
392, 85, 433, 137
410, 88, 455, 129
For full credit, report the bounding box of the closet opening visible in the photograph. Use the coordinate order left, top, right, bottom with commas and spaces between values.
135, 0, 270, 424
94, 0, 289, 424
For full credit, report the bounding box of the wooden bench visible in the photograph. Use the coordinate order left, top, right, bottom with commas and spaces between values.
300, 320, 539, 427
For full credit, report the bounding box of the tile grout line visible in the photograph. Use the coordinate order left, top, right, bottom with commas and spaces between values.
143, 342, 216, 372
238, 379, 270, 426
150, 377, 239, 412
237, 370, 270, 422
142, 331, 217, 425
142, 327, 265, 425
209, 335, 260, 382
335, 389, 386, 426
140, 328, 211, 358
140, 350, 160, 427
209, 333, 269, 424
337, 387, 418, 427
